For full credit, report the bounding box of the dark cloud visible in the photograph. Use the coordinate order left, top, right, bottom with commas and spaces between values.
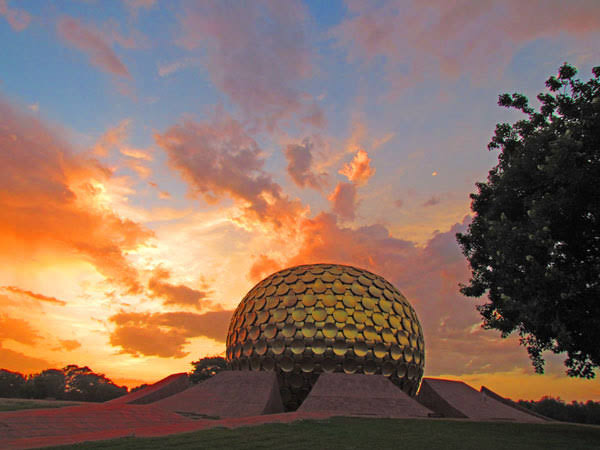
284, 139, 328, 190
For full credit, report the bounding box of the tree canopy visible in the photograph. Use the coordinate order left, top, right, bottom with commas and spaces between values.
457, 63, 600, 378
189, 356, 228, 383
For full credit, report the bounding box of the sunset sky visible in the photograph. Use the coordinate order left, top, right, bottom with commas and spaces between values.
1, 0, 599, 401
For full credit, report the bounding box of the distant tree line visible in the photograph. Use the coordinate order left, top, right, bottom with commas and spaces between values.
0, 365, 128, 402
518, 397, 600, 425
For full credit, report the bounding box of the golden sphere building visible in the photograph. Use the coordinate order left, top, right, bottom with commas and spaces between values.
226, 264, 425, 410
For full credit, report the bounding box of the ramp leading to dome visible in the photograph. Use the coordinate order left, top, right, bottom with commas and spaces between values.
297, 373, 433, 418
152, 371, 284, 418
417, 378, 545, 422
107, 373, 190, 405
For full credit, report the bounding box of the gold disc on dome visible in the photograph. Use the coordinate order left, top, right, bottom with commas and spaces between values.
279, 356, 294, 372
323, 322, 338, 338
291, 308, 307, 322
238, 328, 248, 341
408, 364, 417, 379
364, 359, 377, 375
332, 280, 346, 294
383, 289, 394, 301
389, 315, 402, 329
340, 273, 354, 284
382, 361, 394, 377
283, 294, 297, 307
379, 299, 392, 312
373, 278, 386, 289
373, 342, 387, 358
301, 272, 316, 283
281, 323, 296, 338
390, 344, 403, 360
351, 282, 366, 296
276, 284, 289, 296
300, 357, 314, 373
361, 296, 376, 310
321, 358, 336, 372
301, 322, 317, 338
301, 294, 317, 307
321, 272, 336, 282
267, 296, 280, 309
254, 297, 267, 311
254, 339, 267, 355
402, 317, 412, 331
255, 310, 269, 325
312, 279, 327, 293
353, 310, 366, 323
372, 312, 385, 326
363, 326, 377, 341
285, 274, 298, 284
333, 309, 348, 322
271, 339, 285, 355
397, 363, 407, 378
290, 339, 305, 354
342, 323, 358, 339
250, 357, 261, 370
333, 340, 348, 356
403, 347, 413, 363
311, 339, 326, 355
271, 309, 287, 323
382, 328, 396, 343
368, 285, 382, 297
311, 265, 326, 274
243, 340, 253, 356
353, 341, 368, 357
414, 351, 421, 364
342, 294, 357, 308
248, 326, 260, 341
265, 285, 276, 296
311, 307, 327, 322
357, 275, 371, 286
263, 324, 277, 339
343, 358, 358, 374
293, 280, 307, 294
271, 276, 284, 286
246, 311, 257, 326
329, 266, 343, 275
321, 294, 337, 307
397, 331, 409, 346
262, 357, 275, 371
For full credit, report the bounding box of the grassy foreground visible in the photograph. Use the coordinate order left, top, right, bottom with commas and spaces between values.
0, 398, 84, 412
51, 417, 600, 450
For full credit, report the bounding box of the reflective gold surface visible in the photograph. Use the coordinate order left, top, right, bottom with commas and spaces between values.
226, 263, 425, 411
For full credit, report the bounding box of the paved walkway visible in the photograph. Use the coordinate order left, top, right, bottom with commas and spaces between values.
0, 403, 331, 449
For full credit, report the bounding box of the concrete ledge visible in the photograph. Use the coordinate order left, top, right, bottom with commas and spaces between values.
107, 373, 190, 405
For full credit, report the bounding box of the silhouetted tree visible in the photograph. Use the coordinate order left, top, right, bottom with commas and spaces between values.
190, 356, 228, 383
518, 396, 600, 425
457, 63, 600, 378
30, 369, 66, 399
0, 369, 26, 398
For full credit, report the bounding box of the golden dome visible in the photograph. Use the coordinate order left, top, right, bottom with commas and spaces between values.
226, 263, 425, 410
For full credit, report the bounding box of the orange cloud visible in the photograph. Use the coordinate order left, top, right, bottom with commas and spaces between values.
109, 310, 233, 358
0, 99, 152, 294
328, 182, 357, 220
93, 119, 131, 156
155, 113, 306, 229
1, 286, 66, 306
249, 254, 284, 283
0, 0, 30, 31
57, 17, 130, 77
0, 344, 52, 373
284, 139, 328, 190
55, 339, 82, 352
339, 149, 375, 186
0, 315, 41, 346
177, 1, 324, 130
148, 267, 211, 310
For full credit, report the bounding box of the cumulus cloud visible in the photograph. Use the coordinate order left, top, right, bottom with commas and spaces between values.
109, 310, 233, 358
177, 0, 324, 130
339, 149, 375, 186
328, 182, 357, 220
155, 113, 306, 229
0, 345, 52, 373
334, 0, 600, 88
57, 17, 130, 77
56, 339, 82, 352
284, 139, 328, 190
248, 254, 283, 283
148, 266, 211, 310
0, 99, 152, 294
0, 0, 30, 31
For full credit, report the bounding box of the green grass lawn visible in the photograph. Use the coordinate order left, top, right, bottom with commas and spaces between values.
0, 397, 84, 412
51, 417, 600, 450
